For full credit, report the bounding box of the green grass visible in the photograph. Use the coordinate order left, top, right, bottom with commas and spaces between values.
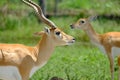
0, 16, 120, 80
30, 44, 120, 80
30, 45, 111, 80
58, 0, 120, 15
0, 0, 120, 80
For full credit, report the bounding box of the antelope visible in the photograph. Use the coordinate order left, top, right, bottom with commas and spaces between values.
70, 16, 120, 80
0, 0, 75, 80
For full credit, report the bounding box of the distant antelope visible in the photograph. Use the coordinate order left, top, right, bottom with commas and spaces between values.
70, 16, 120, 80
0, 0, 75, 80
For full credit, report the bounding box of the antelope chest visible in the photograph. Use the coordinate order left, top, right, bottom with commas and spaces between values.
29, 61, 47, 77
0, 66, 21, 80
95, 43, 120, 57
97, 44, 106, 55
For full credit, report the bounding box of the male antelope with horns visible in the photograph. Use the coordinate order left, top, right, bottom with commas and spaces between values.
70, 16, 120, 80
0, 0, 75, 80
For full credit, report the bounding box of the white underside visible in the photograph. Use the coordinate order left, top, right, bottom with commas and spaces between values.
0, 62, 47, 80
0, 66, 21, 80
112, 47, 120, 57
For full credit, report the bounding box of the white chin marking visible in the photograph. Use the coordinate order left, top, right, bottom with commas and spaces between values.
66, 43, 72, 45
68, 42, 74, 45
0, 66, 21, 80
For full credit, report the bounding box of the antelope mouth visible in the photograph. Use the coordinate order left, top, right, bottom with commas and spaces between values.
67, 40, 75, 45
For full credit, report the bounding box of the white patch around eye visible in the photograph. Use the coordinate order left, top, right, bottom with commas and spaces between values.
59, 33, 62, 38
55, 32, 62, 39
80, 20, 85, 24
56, 34, 61, 39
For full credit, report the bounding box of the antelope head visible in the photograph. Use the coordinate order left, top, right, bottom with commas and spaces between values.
22, 0, 75, 46
70, 16, 97, 30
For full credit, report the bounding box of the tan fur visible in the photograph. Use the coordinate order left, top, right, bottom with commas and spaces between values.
0, 0, 75, 80
0, 28, 75, 80
71, 17, 120, 80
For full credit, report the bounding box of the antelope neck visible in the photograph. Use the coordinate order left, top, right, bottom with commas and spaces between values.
34, 34, 55, 65
84, 24, 100, 44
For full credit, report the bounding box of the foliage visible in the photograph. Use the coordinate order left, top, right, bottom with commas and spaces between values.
0, 16, 120, 80
59, 0, 120, 15
0, 0, 120, 80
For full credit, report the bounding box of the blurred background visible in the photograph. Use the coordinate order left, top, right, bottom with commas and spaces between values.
0, 0, 120, 80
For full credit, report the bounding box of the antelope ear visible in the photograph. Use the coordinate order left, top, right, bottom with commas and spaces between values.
44, 27, 50, 35
34, 31, 45, 36
88, 15, 97, 22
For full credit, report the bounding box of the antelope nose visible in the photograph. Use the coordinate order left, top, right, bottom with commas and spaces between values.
73, 38, 75, 41
70, 24, 74, 29
72, 38, 75, 42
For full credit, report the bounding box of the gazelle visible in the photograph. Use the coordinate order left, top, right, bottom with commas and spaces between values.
0, 0, 75, 80
70, 16, 120, 80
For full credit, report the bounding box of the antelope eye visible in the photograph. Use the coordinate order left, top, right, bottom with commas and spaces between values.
80, 20, 85, 24
55, 31, 60, 35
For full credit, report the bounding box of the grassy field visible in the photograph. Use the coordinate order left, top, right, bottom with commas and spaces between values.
0, 0, 120, 80
0, 16, 120, 80
58, 0, 120, 15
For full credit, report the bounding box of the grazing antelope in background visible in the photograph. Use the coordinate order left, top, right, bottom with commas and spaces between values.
70, 16, 120, 80
0, 0, 75, 80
